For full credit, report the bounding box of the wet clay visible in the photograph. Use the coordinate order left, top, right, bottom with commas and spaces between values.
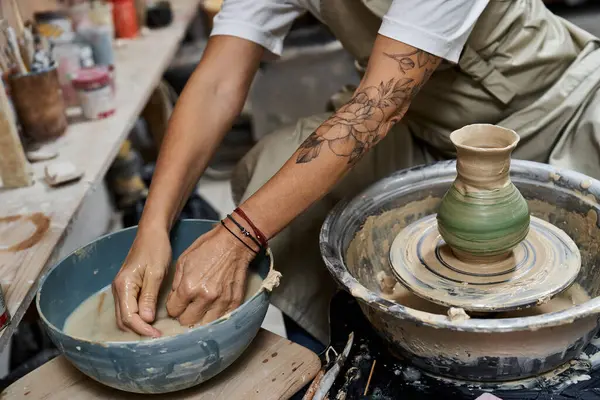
438, 125, 530, 260
388, 213, 581, 312
64, 270, 264, 342
346, 195, 596, 316
0, 213, 50, 252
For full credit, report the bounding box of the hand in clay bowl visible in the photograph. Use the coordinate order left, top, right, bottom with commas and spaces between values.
36, 220, 280, 394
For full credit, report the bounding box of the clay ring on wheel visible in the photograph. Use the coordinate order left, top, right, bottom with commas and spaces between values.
389, 214, 581, 313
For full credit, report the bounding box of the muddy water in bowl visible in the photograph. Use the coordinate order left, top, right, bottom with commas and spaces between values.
64, 264, 264, 342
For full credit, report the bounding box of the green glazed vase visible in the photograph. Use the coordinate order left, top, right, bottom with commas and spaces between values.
436, 124, 530, 261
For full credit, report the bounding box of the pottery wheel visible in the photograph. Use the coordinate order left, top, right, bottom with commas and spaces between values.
389, 214, 581, 313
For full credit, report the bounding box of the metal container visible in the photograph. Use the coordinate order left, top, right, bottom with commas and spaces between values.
320, 160, 600, 382
36, 220, 277, 393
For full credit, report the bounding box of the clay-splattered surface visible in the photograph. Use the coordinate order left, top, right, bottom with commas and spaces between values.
346, 196, 600, 305
334, 167, 600, 380
326, 291, 600, 400
0, 0, 202, 354
0, 213, 50, 252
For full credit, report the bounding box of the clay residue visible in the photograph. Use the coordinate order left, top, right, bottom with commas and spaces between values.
0, 213, 50, 252
581, 179, 593, 190
527, 199, 600, 297
550, 172, 561, 182
447, 307, 470, 322
345, 196, 440, 294
261, 269, 282, 292
376, 271, 396, 295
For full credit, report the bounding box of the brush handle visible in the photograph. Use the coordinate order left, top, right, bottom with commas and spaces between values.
19, 29, 35, 71
7, 28, 27, 74
7, 0, 25, 36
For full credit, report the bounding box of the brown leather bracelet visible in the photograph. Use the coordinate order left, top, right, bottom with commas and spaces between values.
234, 207, 268, 248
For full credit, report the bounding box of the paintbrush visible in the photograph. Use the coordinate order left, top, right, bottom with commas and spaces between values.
0, 21, 20, 72
0, 48, 8, 73
21, 25, 35, 71
7, 0, 25, 37
4, 47, 15, 67
5, 27, 27, 74
6, 0, 32, 71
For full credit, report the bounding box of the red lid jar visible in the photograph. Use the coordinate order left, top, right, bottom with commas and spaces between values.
72, 67, 116, 120
72, 67, 111, 91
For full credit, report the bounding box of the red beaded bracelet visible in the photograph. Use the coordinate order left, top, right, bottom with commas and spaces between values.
234, 207, 268, 248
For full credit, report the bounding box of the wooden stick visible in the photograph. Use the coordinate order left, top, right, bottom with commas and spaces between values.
363, 359, 376, 396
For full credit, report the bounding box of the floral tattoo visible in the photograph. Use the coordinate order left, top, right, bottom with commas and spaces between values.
296, 49, 440, 165
384, 49, 438, 74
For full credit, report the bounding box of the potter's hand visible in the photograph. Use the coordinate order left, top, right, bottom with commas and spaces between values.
112, 229, 172, 337
166, 225, 254, 326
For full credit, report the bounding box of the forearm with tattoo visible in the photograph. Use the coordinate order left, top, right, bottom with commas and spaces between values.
296, 49, 440, 165
238, 38, 441, 240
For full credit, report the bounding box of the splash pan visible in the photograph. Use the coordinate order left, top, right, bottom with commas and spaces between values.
320, 160, 600, 382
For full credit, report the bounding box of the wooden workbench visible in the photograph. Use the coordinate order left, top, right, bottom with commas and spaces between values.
0, 0, 201, 351
1, 329, 321, 400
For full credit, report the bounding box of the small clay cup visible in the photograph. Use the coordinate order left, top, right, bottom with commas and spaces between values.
9, 64, 68, 142
436, 124, 530, 262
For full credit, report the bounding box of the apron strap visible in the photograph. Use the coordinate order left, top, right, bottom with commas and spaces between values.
458, 46, 520, 105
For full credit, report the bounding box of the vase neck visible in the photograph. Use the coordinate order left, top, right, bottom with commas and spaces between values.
455, 148, 512, 190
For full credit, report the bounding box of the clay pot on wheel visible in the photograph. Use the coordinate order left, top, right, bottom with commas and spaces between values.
436, 124, 530, 261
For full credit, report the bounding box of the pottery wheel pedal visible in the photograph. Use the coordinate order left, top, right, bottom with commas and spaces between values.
389, 125, 582, 313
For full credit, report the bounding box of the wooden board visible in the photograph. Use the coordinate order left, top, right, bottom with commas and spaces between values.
0, 79, 31, 188
0, 0, 201, 352
1, 329, 321, 400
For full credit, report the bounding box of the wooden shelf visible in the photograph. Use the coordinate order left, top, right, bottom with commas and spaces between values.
0, 0, 201, 351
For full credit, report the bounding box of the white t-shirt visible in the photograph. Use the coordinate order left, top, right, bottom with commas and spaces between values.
211, 0, 490, 63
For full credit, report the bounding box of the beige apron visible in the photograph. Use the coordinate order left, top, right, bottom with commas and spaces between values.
231, 0, 600, 344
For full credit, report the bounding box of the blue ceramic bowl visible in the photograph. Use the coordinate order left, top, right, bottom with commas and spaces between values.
36, 220, 276, 394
